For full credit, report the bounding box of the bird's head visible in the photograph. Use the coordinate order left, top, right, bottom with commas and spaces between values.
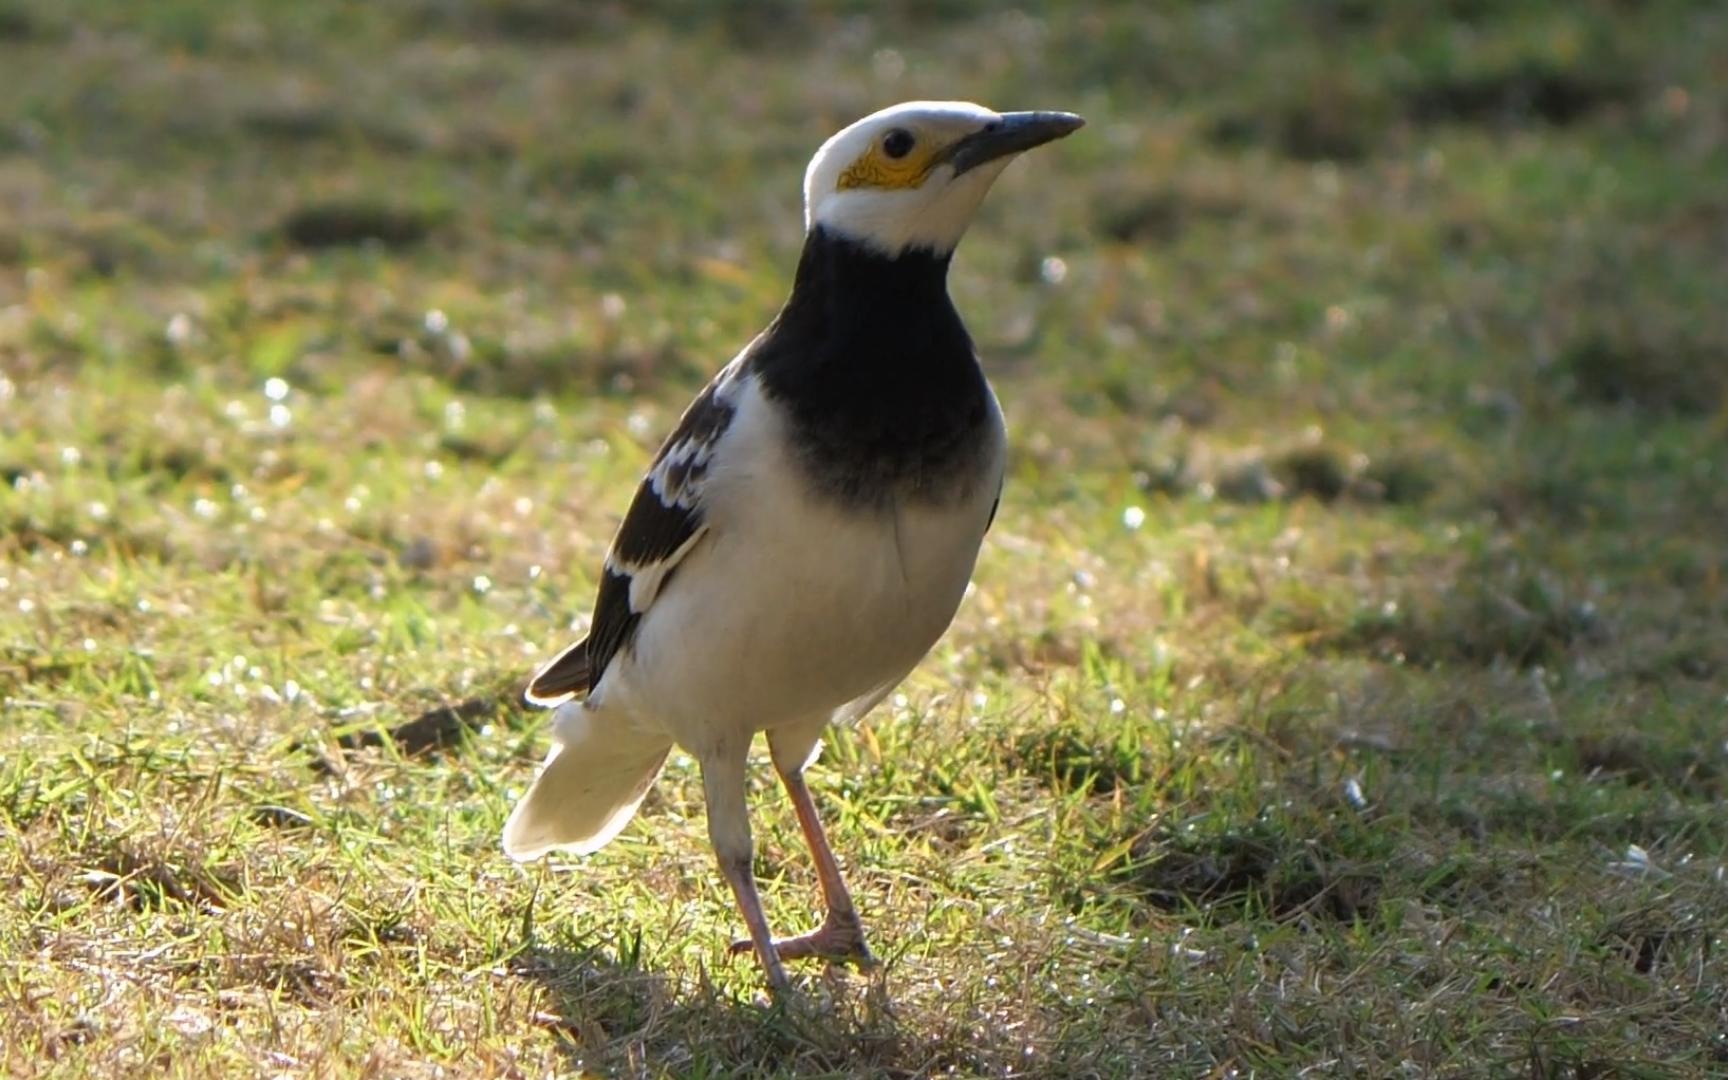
803, 101, 1083, 258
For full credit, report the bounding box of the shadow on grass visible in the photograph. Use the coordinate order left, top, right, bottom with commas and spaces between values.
516, 935, 1129, 1076
279, 200, 444, 250
340, 690, 530, 756
512, 941, 917, 1076
297, 683, 530, 770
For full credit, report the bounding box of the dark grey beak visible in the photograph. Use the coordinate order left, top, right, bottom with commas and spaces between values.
945, 110, 1085, 176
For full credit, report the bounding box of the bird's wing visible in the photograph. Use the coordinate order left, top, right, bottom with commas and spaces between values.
525, 367, 741, 706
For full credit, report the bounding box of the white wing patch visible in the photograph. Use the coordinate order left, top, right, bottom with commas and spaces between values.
614, 526, 708, 614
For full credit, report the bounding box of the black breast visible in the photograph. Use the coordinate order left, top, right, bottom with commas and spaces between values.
748, 226, 996, 507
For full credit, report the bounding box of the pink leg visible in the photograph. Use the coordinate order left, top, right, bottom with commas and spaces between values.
730, 763, 875, 967
718, 850, 791, 991
702, 750, 790, 992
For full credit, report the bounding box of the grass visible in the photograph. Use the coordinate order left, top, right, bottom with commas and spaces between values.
2, 0, 1726, 1075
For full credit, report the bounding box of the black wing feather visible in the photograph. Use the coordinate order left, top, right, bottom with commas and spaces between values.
524, 637, 590, 705
577, 565, 644, 694
525, 372, 738, 705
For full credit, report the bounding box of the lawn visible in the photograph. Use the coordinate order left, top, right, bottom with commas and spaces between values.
2, 1, 1726, 1076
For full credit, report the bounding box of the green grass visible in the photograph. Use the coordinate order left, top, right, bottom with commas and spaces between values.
3, 1, 1727, 1075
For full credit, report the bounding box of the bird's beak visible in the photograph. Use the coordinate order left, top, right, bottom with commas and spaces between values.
944, 111, 1085, 176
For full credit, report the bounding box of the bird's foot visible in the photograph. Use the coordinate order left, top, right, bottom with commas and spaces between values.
730, 910, 876, 969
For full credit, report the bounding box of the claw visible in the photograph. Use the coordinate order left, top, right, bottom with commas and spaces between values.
730, 912, 875, 969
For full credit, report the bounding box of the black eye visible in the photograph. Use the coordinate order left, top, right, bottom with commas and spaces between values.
882, 128, 915, 159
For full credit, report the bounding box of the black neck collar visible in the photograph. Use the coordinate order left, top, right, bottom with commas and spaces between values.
746, 226, 993, 504
772, 226, 954, 335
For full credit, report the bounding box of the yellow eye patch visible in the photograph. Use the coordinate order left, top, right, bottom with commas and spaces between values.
836, 138, 944, 191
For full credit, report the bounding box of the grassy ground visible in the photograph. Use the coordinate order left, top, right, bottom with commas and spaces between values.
3, 1, 1727, 1075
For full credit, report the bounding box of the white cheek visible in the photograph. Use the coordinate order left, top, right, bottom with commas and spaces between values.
812, 161, 1011, 256
812, 188, 926, 253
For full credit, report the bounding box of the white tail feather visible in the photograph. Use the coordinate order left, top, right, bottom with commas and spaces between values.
502, 707, 671, 861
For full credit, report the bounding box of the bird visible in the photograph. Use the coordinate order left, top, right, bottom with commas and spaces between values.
502, 100, 1083, 993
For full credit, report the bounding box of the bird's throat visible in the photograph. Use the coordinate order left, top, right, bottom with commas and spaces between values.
749, 227, 994, 507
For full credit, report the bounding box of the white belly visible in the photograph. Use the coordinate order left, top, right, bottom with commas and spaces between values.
593, 376, 1004, 753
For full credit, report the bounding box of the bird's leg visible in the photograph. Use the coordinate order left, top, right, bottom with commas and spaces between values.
729, 761, 875, 968
702, 749, 790, 993
780, 763, 877, 964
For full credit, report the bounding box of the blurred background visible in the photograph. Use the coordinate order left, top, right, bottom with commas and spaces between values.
2, 1, 1726, 1076
6, 1, 1722, 715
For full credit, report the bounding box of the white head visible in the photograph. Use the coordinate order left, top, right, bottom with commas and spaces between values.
803, 101, 1084, 257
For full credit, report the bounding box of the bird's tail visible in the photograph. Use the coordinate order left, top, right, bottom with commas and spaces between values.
502, 705, 671, 861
